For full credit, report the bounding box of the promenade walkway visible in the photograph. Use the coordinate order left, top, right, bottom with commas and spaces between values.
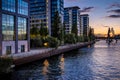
7, 42, 93, 66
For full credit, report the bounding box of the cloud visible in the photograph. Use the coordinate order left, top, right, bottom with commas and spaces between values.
81, 7, 94, 13
106, 9, 120, 18
101, 24, 109, 27
107, 15, 120, 18
107, 9, 120, 14
108, 3, 120, 9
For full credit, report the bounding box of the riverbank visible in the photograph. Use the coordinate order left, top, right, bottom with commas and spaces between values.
11, 40, 120, 80
6, 41, 94, 66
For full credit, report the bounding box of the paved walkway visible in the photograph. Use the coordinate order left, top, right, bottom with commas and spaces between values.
8, 48, 53, 59
7, 42, 94, 65
8, 42, 85, 60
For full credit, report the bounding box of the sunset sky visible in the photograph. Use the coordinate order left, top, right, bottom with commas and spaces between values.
64, 0, 120, 35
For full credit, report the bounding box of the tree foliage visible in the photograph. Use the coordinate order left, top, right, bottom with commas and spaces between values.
77, 36, 84, 42
64, 33, 77, 44
71, 23, 78, 36
88, 27, 95, 41
45, 36, 60, 48
59, 23, 66, 44
52, 11, 61, 39
30, 35, 43, 48
30, 26, 39, 35
39, 23, 48, 37
0, 57, 13, 74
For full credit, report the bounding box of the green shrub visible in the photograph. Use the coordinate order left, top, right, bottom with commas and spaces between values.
89, 35, 95, 41
77, 36, 84, 42
0, 57, 13, 74
83, 35, 90, 42
45, 36, 59, 48
64, 33, 77, 44
30, 35, 43, 48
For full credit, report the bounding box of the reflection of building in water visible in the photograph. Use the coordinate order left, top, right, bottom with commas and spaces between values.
42, 59, 49, 75
42, 55, 65, 79
59, 54, 65, 74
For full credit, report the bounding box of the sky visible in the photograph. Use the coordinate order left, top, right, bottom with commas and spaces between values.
64, 0, 120, 35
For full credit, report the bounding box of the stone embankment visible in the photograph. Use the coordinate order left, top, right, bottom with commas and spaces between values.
10, 42, 94, 66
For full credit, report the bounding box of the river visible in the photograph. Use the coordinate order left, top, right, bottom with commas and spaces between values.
11, 40, 120, 80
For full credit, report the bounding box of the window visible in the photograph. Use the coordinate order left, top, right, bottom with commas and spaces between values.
2, 14, 15, 41
18, 17, 27, 40
18, 0, 28, 15
2, 0, 15, 12
6, 46, 11, 55
21, 45, 25, 52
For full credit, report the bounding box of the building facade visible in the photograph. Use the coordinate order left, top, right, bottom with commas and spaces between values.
64, 6, 80, 36
80, 14, 89, 36
30, 0, 64, 36
30, 0, 51, 35
0, 0, 30, 56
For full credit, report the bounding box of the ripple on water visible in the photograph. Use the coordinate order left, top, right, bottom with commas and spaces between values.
11, 40, 120, 80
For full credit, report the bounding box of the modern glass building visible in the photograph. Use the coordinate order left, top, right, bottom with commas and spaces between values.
30, 0, 51, 35
80, 14, 89, 36
0, 0, 30, 56
30, 0, 64, 36
64, 6, 80, 36
51, 0, 64, 36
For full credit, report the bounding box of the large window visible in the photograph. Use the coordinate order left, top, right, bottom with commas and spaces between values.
2, 14, 14, 40
2, 0, 15, 12
18, 0, 28, 15
21, 45, 25, 52
18, 17, 27, 40
6, 46, 11, 55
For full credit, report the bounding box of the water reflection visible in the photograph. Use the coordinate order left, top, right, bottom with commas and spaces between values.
12, 40, 120, 80
59, 54, 64, 74
42, 56, 65, 80
42, 59, 49, 79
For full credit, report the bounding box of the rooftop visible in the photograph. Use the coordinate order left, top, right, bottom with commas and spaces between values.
64, 6, 80, 10
80, 14, 89, 16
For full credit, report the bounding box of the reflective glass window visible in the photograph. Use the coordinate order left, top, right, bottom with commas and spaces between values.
2, 0, 15, 12
18, 17, 27, 40
18, 0, 28, 15
2, 14, 14, 40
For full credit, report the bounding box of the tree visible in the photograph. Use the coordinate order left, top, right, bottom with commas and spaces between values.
88, 27, 92, 41
59, 23, 65, 44
64, 33, 77, 44
30, 26, 40, 39
45, 36, 59, 48
71, 23, 78, 36
88, 27, 95, 41
63, 23, 66, 36
52, 11, 61, 39
30, 26, 39, 35
107, 27, 110, 39
39, 23, 48, 37
30, 35, 43, 48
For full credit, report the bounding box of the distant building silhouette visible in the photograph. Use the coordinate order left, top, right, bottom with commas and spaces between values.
64, 6, 81, 36
80, 14, 89, 36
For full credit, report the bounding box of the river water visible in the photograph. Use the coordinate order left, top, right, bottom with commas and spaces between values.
12, 40, 120, 80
